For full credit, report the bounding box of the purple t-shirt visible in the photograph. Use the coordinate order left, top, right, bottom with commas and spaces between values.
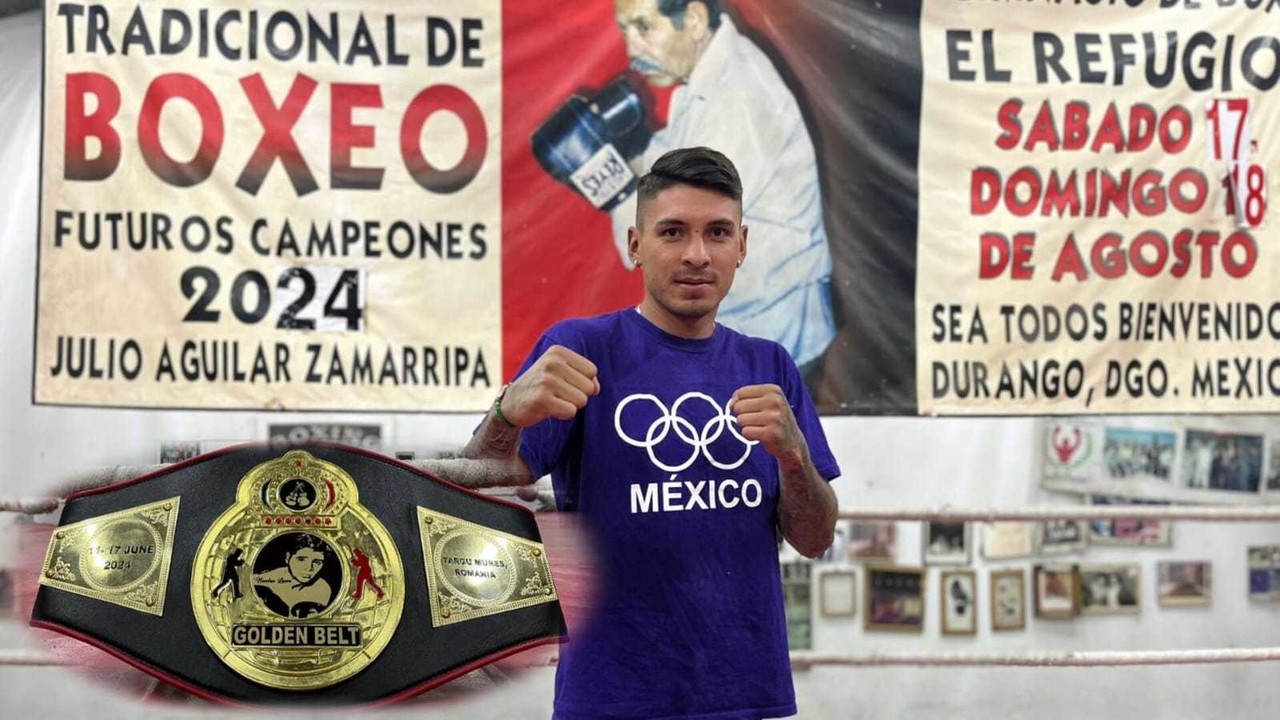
515, 309, 840, 720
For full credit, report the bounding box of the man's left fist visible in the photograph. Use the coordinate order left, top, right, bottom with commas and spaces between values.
730, 384, 808, 469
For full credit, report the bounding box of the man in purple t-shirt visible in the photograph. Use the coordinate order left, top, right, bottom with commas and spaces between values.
463, 146, 840, 719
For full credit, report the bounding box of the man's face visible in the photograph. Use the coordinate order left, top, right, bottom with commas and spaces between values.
615, 0, 709, 87
288, 547, 325, 583
629, 183, 746, 326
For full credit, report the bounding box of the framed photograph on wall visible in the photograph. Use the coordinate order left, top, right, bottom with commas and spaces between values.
1157, 561, 1211, 608
819, 570, 857, 618
1102, 427, 1175, 483
940, 570, 977, 636
923, 522, 970, 565
1078, 563, 1142, 615
864, 566, 925, 633
0, 569, 14, 618
990, 569, 1026, 631
849, 521, 897, 563
781, 561, 813, 650
1036, 520, 1088, 556
1042, 420, 1094, 482
158, 440, 202, 464
1088, 496, 1173, 547
1248, 546, 1280, 602
1182, 429, 1264, 493
1267, 437, 1280, 492
982, 522, 1034, 560
1033, 564, 1079, 619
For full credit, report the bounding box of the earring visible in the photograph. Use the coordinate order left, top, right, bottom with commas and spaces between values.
633, 258, 642, 267
736, 260, 742, 268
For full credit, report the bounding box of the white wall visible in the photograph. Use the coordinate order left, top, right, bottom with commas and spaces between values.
2, 9, 1278, 718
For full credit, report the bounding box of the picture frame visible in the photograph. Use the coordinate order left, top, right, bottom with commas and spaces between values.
0, 569, 14, 618
849, 521, 897, 563
819, 569, 857, 618
1088, 496, 1173, 547
923, 521, 970, 565
1078, 563, 1142, 615
1042, 420, 1094, 482
990, 569, 1026, 631
1182, 429, 1265, 493
1266, 437, 1280, 492
1157, 561, 1212, 608
781, 561, 813, 650
939, 570, 977, 636
159, 440, 248, 463
981, 522, 1034, 560
158, 440, 202, 464
1036, 520, 1088, 556
864, 565, 925, 633
1102, 427, 1175, 483
1247, 545, 1280, 602
1033, 563, 1079, 619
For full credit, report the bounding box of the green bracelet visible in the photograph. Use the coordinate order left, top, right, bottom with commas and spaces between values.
493, 384, 517, 428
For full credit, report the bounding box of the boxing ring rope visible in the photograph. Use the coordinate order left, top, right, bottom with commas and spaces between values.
0, 498, 61, 515
24, 496, 1277, 522
3, 480, 1279, 670
788, 648, 1280, 668
6, 647, 1280, 669
15, 460, 1280, 522
0, 650, 63, 666
836, 506, 1280, 522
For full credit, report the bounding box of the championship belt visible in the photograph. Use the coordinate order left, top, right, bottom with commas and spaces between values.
30, 444, 565, 703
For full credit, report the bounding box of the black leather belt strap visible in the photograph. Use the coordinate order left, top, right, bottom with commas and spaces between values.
31, 443, 566, 704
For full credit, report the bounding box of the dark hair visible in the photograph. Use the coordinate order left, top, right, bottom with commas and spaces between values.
287, 533, 329, 556
658, 0, 723, 31
635, 147, 742, 224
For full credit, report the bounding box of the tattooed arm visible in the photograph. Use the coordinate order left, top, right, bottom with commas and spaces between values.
422, 345, 599, 489
731, 384, 838, 558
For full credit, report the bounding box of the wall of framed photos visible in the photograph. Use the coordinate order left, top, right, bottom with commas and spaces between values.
787, 514, 1279, 641
775, 415, 1279, 719
787, 516, 1279, 638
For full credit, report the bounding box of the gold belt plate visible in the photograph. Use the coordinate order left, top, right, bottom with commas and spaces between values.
40, 497, 180, 616
191, 450, 404, 690
418, 507, 558, 627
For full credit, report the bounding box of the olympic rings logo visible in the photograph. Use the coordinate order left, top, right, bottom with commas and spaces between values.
613, 392, 758, 473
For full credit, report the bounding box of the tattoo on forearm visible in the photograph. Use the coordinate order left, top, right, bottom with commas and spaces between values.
413, 413, 534, 490
464, 414, 520, 459
415, 457, 531, 489
777, 459, 838, 557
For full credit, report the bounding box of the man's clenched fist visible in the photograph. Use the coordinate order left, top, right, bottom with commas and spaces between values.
500, 346, 600, 427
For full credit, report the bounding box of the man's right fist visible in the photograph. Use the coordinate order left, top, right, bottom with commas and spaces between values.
499, 346, 600, 427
